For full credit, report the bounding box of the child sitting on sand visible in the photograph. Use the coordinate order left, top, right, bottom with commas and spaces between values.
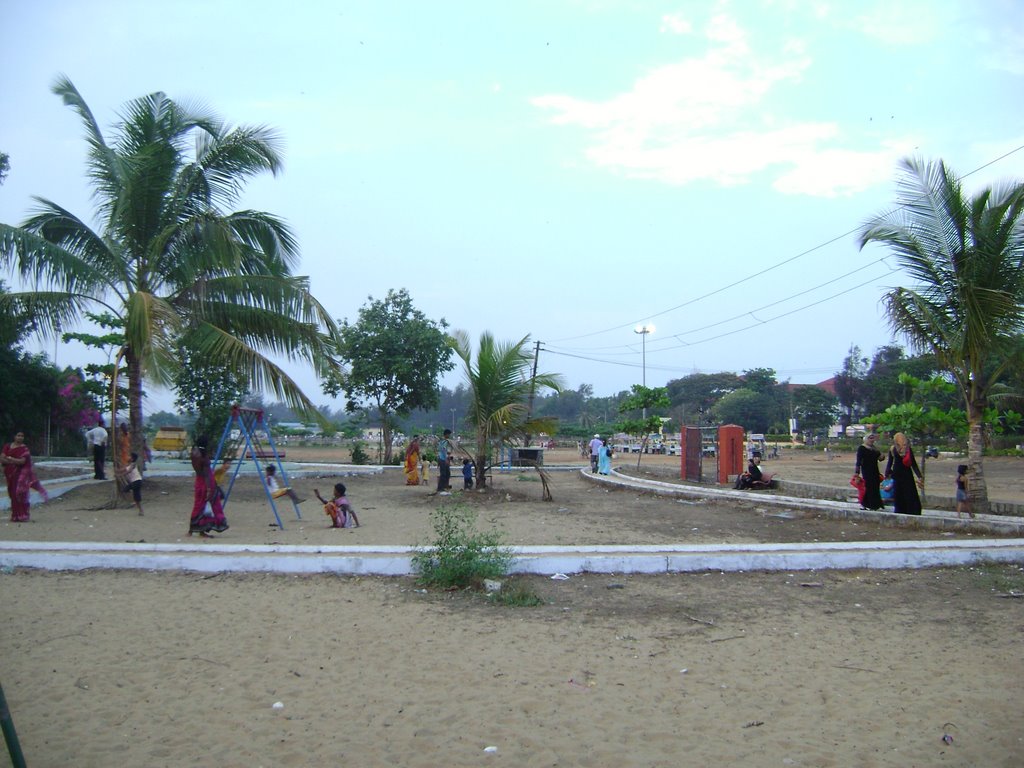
314, 483, 360, 529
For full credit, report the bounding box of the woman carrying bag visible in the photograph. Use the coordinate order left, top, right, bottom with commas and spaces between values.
852, 433, 884, 510
884, 432, 925, 515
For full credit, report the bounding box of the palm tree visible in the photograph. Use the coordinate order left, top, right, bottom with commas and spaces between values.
859, 157, 1024, 515
451, 330, 563, 489
0, 77, 338, 461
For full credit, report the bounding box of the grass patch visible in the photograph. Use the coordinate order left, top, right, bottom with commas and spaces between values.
968, 562, 1024, 594
411, 504, 512, 590
487, 578, 545, 607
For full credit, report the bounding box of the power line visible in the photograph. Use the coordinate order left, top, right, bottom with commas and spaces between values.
547, 144, 1024, 346
545, 268, 894, 371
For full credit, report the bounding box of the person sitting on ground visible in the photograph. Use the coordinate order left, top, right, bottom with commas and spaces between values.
735, 452, 776, 490
314, 483, 359, 528
264, 464, 304, 505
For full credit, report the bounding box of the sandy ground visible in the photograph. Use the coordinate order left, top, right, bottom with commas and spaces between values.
2, 448, 1024, 766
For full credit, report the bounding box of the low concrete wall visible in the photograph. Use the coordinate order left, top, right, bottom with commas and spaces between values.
771, 479, 1024, 517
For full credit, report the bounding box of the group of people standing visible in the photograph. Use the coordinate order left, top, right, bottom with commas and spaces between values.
853, 431, 929, 515
404, 431, 475, 494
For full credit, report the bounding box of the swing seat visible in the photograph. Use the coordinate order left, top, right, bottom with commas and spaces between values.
246, 449, 284, 459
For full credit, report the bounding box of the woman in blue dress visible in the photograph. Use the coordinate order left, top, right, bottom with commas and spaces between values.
597, 439, 612, 475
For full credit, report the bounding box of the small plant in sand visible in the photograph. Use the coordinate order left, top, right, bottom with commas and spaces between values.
412, 503, 512, 590
487, 578, 545, 607
969, 562, 1024, 595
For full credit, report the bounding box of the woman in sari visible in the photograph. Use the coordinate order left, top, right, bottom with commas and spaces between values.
189, 435, 229, 536
2, 431, 46, 522
404, 436, 421, 486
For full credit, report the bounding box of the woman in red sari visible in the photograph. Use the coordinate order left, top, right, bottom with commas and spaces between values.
189, 435, 228, 536
2, 431, 46, 522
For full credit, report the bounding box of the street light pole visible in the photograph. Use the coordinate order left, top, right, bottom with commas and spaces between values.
450, 408, 456, 435
634, 324, 655, 418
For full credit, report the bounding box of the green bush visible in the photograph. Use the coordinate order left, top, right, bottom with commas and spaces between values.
411, 504, 513, 590
350, 442, 371, 464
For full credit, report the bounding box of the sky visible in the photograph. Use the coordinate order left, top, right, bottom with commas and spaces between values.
3, 0, 1024, 416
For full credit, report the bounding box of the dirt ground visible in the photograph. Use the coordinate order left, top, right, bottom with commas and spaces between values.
4, 448, 1024, 766
10, 446, 1022, 548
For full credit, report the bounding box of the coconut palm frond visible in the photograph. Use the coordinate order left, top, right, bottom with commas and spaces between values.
0, 218, 115, 304
124, 291, 182, 386
189, 323, 321, 419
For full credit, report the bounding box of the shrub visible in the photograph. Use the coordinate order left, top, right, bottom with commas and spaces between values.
411, 504, 512, 590
349, 442, 370, 464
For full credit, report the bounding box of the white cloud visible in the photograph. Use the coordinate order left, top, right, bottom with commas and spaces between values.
660, 13, 692, 35
532, 10, 895, 196
844, 1, 950, 45
773, 140, 916, 197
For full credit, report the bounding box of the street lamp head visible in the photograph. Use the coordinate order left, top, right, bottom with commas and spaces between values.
634, 323, 655, 335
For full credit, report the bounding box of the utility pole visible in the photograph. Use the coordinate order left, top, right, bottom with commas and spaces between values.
524, 340, 542, 446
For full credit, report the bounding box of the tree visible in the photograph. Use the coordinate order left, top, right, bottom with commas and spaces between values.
860, 345, 939, 416
616, 385, 671, 468
742, 368, 790, 432
791, 385, 840, 437
451, 331, 563, 489
859, 157, 1024, 514
0, 77, 338, 465
325, 289, 454, 463
173, 334, 250, 441
742, 367, 779, 394
61, 311, 129, 417
0, 151, 9, 186
712, 389, 772, 433
666, 371, 742, 424
833, 344, 869, 431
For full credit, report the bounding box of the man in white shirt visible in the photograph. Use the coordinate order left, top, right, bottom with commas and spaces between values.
588, 434, 604, 473
85, 418, 108, 480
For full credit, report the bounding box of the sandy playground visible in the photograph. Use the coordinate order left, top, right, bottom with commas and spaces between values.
1, 448, 1023, 766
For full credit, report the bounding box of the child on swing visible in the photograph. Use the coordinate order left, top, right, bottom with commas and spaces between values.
314, 482, 360, 529
265, 464, 304, 505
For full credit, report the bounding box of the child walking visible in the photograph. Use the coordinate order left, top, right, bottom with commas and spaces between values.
956, 464, 974, 518
462, 458, 474, 490
314, 483, 360, 529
